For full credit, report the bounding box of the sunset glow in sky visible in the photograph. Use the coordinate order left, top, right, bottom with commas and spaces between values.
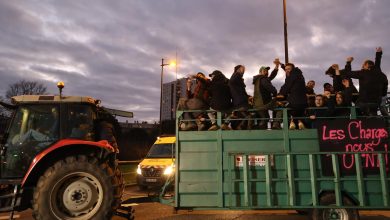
0, 0, 389, 122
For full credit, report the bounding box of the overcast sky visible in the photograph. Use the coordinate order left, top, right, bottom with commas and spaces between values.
0, 0, 389, 122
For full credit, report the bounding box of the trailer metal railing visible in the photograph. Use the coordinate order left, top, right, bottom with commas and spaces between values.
227, 151, 389, 209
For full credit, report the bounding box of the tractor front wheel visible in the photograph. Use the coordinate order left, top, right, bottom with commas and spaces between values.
32, 155, 122, 220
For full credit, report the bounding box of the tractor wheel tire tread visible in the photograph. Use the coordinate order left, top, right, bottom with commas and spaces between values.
32, 155, 123, 220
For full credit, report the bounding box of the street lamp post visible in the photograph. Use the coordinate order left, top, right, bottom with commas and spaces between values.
283, 0, 289, 64
160, 58, 171, 133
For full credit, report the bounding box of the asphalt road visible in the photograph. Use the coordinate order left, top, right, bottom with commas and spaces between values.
3, 185, 390, 220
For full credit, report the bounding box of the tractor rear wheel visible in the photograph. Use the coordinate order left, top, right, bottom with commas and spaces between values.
32, 155, 122, 220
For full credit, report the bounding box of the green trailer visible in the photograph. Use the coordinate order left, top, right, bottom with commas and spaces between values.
154, 106, 389, 220
127, 106, 389, 220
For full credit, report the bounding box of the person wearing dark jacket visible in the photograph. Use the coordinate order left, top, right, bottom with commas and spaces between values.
331, 91, 352, 118
330, 57, 358, 103
207, 70, 233, 130
306, 80, 316, 107
328, 58, 357, 91
334, 71, 354, 106
229, 65, 251, 129
334, 48, 388, 116
252, 62, 278, 129
374, 47, 389, 116
307, 94, 332, 128
229, 65, 249, 109
278, 63, 307, 129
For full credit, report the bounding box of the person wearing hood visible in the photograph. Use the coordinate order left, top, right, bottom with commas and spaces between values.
278, 63, 308, 129
207, 70, 233, 130
252, 59, 279, 129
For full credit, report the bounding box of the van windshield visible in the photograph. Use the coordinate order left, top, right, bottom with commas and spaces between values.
146, 143, 175, 158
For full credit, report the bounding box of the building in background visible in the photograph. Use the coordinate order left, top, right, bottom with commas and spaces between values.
161, 78, 188, 121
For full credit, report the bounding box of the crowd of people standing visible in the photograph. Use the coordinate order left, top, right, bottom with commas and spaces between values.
178, 47, 388, 131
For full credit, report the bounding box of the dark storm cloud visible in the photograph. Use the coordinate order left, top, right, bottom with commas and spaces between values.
0, 0, 389, 121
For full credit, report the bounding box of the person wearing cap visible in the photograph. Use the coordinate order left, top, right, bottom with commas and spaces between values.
229, 65, 252, 130
252, 60, 279, 129
207, 70, 233, 130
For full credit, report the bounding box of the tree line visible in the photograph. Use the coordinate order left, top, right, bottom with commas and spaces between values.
1, 80, 47, 115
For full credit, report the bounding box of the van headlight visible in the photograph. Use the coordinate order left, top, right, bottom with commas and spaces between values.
163, 165, 175, 175
136, 165, 142, 175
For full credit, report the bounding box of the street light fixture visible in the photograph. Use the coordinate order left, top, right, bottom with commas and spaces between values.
160, 58, 175, 133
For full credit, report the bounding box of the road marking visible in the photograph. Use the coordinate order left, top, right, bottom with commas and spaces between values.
121, 203, 139, 207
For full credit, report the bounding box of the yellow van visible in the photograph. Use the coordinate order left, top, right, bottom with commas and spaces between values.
136, 135, 175, 190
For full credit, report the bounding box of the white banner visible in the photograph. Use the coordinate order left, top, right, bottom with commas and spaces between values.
235, 155, 270, 167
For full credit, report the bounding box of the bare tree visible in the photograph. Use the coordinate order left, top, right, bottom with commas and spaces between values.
0, 95, 11, 119
6, 80, 47, 99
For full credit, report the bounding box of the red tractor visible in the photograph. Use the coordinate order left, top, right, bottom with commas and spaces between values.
0, 92, 133, 219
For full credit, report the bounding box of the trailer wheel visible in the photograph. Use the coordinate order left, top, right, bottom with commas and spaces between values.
32, 155, 122, 220
311, 193, 359, 220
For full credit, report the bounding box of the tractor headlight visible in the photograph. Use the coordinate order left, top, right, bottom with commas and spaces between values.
163, 165, 175, 175
136, 165, 142, 175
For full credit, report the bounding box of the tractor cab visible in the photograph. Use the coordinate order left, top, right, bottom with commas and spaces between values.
1, 95, 99, 178
0, 91, 132, 219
